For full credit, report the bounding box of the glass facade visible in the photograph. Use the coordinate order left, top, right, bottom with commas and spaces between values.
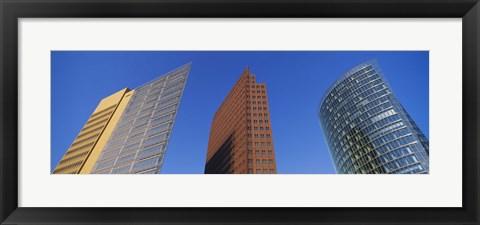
318, 60, 429, 174
92, 63, 191, 174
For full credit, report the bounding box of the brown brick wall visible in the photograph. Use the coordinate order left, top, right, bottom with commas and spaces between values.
205, 67, 277, 174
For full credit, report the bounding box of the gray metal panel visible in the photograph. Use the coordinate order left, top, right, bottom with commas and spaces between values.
92, 63, 191, 174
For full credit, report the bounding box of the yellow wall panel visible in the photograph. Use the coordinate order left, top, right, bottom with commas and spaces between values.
80, 88, 133, 174
53, 88, 132, 174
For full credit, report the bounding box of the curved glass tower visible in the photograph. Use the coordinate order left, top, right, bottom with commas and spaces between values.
318, 59, 429, 174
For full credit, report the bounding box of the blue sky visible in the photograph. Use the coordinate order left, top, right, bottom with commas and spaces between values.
51, 51, 429, 174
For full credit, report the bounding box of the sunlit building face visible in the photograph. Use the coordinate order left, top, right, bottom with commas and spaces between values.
53, 63, 191, 174
205, 67, 278, 174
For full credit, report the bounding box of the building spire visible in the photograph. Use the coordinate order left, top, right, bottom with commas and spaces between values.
244, 65, 250, 75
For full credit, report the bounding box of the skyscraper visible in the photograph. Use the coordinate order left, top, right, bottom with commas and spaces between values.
318, 59, 429, 174
205, 67, 277, 174
53, 63, 191, 174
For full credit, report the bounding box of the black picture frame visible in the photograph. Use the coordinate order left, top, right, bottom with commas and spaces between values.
1, 0, 479, 224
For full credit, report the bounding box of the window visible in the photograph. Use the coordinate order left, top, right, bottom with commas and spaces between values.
132, 157, 160, 171
142, 133, 167, 147
262, 150, 266, 155
122, 142, 140, 154
158, 96, 179, 108
153, 104, 176, 117
117, 153, 136, 165
99, 149, 121, 161
107, 138, 125, 150
112, 164, 131, 174
150, 113, 173, 127
147, 123, 170, 137
94, 158, 116, 171
256, 159, 260, 165
255, 150, 260, 155
127, 131, 145, 142
140, 105, 155, 115
138, 144, 163, 159
132, 122, 148, 131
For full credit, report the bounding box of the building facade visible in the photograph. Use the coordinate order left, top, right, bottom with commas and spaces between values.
318, 60, 429, 174
53, 63, 191, 174
205, 67, 277, 174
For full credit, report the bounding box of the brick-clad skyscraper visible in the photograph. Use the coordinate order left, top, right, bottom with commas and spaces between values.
205, 67, 277, 174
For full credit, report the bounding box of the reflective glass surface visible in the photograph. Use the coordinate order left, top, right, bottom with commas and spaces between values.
92, 64, 191, 174
318, 60, 429, 174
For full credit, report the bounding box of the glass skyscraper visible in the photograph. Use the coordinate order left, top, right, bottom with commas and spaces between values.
92, 64, 190, 174
318, 59, 429, 174
53, 63, 191, 174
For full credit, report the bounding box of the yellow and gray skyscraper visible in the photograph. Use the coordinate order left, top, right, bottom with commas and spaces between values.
53, 63, 191, 174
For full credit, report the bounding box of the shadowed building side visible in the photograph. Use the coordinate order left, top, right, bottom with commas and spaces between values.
205, 134, 235, 174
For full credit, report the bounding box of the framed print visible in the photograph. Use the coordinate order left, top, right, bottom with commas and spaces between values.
1, 0, 479, 224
